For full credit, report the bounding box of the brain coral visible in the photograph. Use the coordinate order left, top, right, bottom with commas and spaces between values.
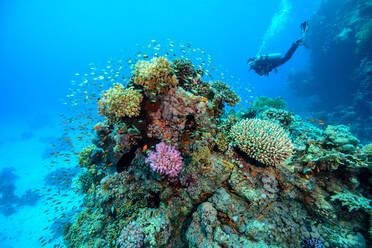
230, 118, 293, 166
98, 83, 143, 121
133, 57, 178, 95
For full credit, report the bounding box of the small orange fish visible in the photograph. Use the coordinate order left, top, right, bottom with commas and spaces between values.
256, 215, 263, 221
142, 145, 148, 152
329, 218, 336, 226
198, 237, 204, 246
201, 97, 208, 102
221, 161, 229, 166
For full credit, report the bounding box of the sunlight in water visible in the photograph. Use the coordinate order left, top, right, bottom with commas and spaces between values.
258, 0, 292, 54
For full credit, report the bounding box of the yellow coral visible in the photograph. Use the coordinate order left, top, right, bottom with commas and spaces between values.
133, 57, 178, 95
191, 145, 211, 166
215, 132, 229, 152
79, 145, 97, 168
98, 83, 143, 122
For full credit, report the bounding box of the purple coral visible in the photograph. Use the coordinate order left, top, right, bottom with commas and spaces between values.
303, 238, 324, 248
117, 221, 144, 248
145, 142, 183, 177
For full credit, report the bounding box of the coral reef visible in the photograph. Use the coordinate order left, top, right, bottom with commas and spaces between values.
63, 55, 372, 248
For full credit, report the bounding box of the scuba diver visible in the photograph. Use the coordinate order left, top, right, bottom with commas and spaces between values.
248, 21, 309, 76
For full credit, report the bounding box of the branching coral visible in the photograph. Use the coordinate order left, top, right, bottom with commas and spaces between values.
133, 57, 178, 95
191, 145, 211, 167
78, 144, 99, 168
117, 221, 144, 248
215, 132, 229, 152
98, 83, 143, 121
230, 118, 293, 166
146, 142, 183, 177
257, 108, 295, 129
171, 58, 201, 87
210, 81, 240, 107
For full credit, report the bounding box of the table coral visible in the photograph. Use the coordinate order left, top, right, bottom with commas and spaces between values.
230, 118, 293, 166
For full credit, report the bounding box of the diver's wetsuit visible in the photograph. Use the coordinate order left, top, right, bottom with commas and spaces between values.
252, 39, 302, 76
248, 21, 308, 76
275, 39, 302, 67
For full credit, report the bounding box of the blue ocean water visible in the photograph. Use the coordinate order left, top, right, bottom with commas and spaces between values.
1, 0, 371, 247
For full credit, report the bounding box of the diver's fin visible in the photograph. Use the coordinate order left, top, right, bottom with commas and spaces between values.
300, 21, 309, 39
298, 21, 309, 48
301, 21, 309, 34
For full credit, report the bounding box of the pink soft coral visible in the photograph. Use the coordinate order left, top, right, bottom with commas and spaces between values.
145, 142, 183, 177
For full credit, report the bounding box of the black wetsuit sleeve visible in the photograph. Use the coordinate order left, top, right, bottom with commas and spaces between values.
276, 39, 301, 67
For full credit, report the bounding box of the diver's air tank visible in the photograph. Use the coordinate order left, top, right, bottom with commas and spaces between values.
261, 53, 281, 60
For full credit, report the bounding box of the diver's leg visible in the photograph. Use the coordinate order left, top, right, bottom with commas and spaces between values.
278, 41, 300, 66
